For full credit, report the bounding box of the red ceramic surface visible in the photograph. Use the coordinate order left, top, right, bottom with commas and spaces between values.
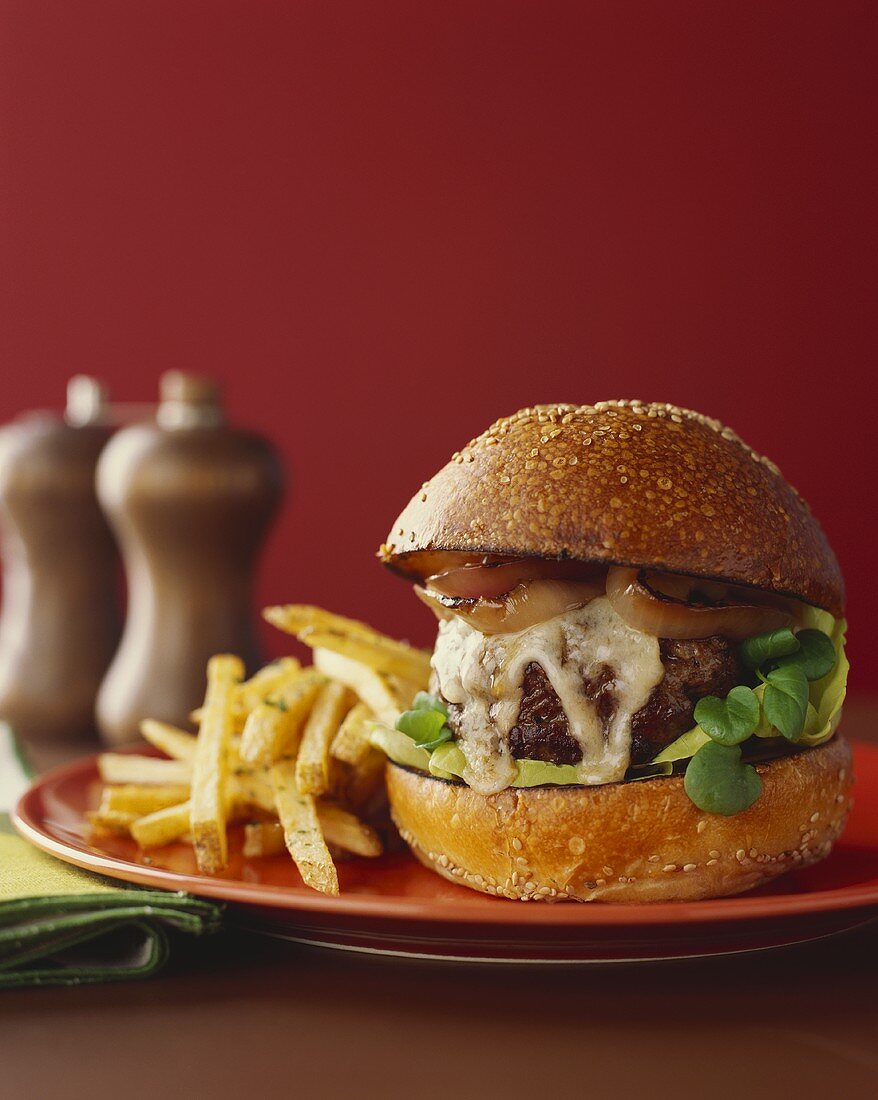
13, 742, 878, 961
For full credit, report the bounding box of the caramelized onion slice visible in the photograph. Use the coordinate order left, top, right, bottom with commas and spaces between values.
427, 557, 604, 600
417, 578, 604, 635
605, 567, 793, 640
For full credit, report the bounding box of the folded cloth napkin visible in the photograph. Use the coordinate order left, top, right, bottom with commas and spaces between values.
0, 723, 222, 988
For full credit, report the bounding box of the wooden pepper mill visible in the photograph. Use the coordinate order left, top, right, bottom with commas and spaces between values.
95, 372, 283, 746
0, 377, 121, 748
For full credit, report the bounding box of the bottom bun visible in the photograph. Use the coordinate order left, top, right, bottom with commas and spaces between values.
386, 736, 853, 902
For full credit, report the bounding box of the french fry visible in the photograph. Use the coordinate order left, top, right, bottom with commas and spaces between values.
190, 659, 302, 729
242, 820, 286, 858
296, 630, 430, 685
242, 806, 381, 859
230, 766, 276, 813
240, 706, 296, 767
139, 719, 198, 761
97, 767, 277, 820
98, 754, 192, 786
317, 802, 382, 857
296, 682, 353, 796
86, 809, 138, 835
270, 757, 339, 895
313, 648, 415, 725
264, 604, 431, 684
239, 669, 325, 764
237, 657, 301, 712
100, 784, 191, 816
330, 702, 375, 766
264, 604, 390, 643
131, 800, 192, 849
190, 654, 244, 873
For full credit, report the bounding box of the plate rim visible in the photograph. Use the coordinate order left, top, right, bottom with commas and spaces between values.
13, 741, 878, 929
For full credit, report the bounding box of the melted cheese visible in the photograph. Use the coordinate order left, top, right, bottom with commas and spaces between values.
430, 598, 664, 795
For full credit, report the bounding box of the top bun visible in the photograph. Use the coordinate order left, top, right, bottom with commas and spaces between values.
380, 401, 844, 615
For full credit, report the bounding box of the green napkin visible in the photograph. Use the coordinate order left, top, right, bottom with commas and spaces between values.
0, 724, 222, 988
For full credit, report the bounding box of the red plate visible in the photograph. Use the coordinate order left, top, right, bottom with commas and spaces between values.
13, 742, 878, 963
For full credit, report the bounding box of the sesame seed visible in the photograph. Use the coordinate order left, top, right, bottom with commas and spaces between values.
736, 849, 747, 861
511, 837, 523, 852
683, 863, 697, 872
708, 850, 720, 859
810, 812, 820, 823
749, 848, 757, 858
706, 859, 718, 867
662, 864, 677, 873
648, 854, 660, 862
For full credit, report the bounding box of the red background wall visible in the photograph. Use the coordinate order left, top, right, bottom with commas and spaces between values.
0, 2, 875, 691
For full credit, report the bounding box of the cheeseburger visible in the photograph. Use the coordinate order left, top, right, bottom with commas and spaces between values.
372, 402, 851, 902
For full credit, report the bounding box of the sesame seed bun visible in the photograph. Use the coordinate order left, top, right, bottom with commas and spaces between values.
386, 737, 853, 902
380, 401, 844, 615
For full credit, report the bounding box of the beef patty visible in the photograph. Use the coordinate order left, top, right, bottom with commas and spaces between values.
447, 636, 747, 768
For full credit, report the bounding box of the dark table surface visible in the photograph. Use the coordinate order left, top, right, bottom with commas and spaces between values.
3, 702, 877, 1100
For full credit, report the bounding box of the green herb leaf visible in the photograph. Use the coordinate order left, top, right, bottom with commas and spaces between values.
693, 686, 760, 746
776, 629, 836, 682
683, 742, 762, 816
763, 665, 809, 741
396, 701, 456, 750
415, 726, 454, 753
739, 628, 800, 669
396, 707, 447, 742
411, 692, 449, 717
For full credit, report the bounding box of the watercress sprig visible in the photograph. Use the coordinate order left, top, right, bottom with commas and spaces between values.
775, 629, 836, 682
761, 664, 810, 742
684, 623, 837, 813
684, 742, 762, 816
739, 627, 800, 669
396, 693, 454, 752
693, 686, 760, 746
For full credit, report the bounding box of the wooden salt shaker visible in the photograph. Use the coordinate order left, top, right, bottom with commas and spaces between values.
95, 372, 283, 746
0, 377, 120, 748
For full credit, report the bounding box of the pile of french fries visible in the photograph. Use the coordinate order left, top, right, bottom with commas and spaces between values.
89, 606, 431, 895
